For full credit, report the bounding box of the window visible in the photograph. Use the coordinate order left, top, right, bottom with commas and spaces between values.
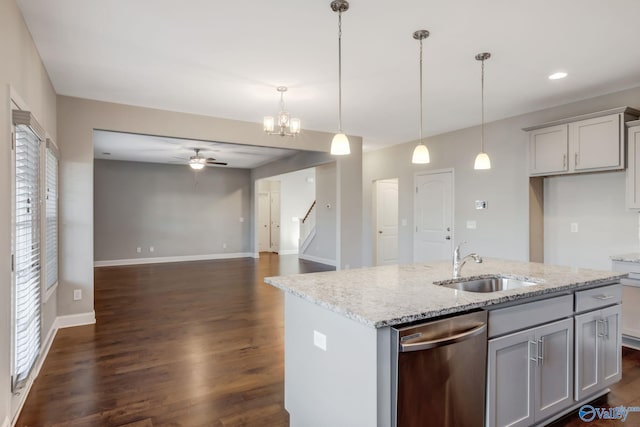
45, 140, 59, 292
12, 110, 44, 391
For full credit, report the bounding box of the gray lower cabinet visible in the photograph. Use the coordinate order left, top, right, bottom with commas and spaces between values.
486, 317, 573, 427
574, 304, 622, 401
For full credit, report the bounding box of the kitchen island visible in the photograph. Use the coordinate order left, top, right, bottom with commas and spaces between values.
265, 259, 626, 427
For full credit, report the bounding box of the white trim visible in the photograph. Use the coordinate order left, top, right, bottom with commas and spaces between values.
298, 253, 336, 267
299, 229, 316, 253
56, 311, 96, 329
252, 252, 260, 259
42, 281, 58, 304
278, 249, 299, 255
623, 335, 640, 350
10, 320, 58, 427
93, 252, 254, 267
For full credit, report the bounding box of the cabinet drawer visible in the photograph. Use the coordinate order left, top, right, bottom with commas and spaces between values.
488, 294, 573, 338
575, 284, 622, 313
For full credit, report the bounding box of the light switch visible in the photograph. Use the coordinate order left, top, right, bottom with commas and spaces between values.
475, 200, 488, 210
571, 223, 579, 233
401, 219, 407, 226
466, 220, 477, 229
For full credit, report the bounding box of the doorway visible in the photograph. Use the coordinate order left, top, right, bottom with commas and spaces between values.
374, 178, 399, 265
414, 170, 454, 262
257, 180, 281, 253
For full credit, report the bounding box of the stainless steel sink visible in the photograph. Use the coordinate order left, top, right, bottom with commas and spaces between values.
440, 276, 539, 293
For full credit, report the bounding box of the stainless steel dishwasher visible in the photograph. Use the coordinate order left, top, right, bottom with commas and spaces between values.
391, 310, 488, 427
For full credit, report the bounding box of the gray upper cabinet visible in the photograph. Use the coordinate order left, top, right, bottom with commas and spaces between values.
529, 125, 568, 175
525, 107, 640, 177
626, 121, 640, 209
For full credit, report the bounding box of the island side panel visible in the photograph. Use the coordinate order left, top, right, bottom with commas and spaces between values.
284, 293, 380, 427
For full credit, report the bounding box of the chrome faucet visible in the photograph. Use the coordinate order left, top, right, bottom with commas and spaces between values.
453, 241, 482, 278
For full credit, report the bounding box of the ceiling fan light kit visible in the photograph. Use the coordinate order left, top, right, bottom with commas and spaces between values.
474, 52, 492, 170
411, 29, 431, 165
330, 0, 351, 156
188, 148, 228, 170
264, 86, 301, 137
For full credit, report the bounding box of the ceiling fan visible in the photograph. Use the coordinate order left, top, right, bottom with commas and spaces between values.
187, 148, 228, 170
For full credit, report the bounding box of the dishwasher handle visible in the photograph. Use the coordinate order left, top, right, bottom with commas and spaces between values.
399, 323, 487, 352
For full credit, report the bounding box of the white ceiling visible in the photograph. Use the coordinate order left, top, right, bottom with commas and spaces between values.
93, 131, 298, 169
17, 0, 640, 152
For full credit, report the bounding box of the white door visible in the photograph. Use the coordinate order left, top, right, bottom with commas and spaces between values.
258, 192, 270, 252
414, 171, 453, 262
270, 191, 281, 252
375, 179, 398, 265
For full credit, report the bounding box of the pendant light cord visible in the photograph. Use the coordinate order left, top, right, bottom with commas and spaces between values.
419, 38, 424, 145
338, 11, 343, 132
481, 58, 485, 153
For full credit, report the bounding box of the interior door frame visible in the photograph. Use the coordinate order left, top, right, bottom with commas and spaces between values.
413, 168, 455, 263
373, 177, 399, 266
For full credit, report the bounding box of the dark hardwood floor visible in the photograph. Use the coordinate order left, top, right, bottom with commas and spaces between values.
15, 254, 640, 426
16, 253, 333, 427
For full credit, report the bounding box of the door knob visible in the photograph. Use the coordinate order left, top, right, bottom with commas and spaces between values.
378, 230, 383, 234
445, 236, 451, 240
446, 227, 451, 232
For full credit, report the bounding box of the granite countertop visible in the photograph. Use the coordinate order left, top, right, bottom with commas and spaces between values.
611, 253, 640, 263
264, 258, 626, 328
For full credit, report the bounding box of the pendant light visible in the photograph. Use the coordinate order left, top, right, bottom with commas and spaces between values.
330, 0, 350, 155
411, 30, 431, 164
474, 52, 491, 170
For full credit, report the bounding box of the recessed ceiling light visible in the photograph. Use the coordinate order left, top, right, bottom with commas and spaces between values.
548, 72, 568, 80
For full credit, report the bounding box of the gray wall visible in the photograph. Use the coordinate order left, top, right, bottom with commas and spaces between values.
304, 163, 337, 263
58, 95, 364, 319
94, 159, 252, 261
362, 85, 640, 268
544, 171, 639, 270
1, 0, 58, 423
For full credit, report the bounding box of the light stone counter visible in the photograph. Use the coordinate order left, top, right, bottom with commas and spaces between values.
265, 258, 626, 328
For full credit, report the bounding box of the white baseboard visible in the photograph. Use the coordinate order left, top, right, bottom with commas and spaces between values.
94, 252, 254, 267
252, 252, 260, 258
623, 335, 640, 350
56, 311, 96, 329
278, 249, 299, 255
298, 253, 336, 267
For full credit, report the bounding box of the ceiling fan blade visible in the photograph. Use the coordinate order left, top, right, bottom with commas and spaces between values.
206, 161, 228, 166
206, 157, 217, 161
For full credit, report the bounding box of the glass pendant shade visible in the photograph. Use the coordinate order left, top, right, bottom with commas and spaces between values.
412, 143, 430, 164
289, 118, 301, 134
474, 152, 491, 170
263, 116, 275, 133
278, 111, 290, 127
189, 162, 205, 170
330, 133, 350, 155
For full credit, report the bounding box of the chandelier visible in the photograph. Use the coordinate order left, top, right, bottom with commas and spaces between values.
263, 86, 301, 137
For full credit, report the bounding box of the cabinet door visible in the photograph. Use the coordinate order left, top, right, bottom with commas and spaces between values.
570, 113, 622, 171
574, 311, 600, 401
601, 305, 622, 387
487, 329, 536, 427
534, 318, 574, 422
626, 126, 640, 209
529, 125, 568, 175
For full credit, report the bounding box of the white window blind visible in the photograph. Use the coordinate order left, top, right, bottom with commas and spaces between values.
45, 142, 58, 290
12, 116, 42, 391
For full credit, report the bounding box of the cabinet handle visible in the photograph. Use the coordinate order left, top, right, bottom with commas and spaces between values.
604, 319, 610, 339
529, 340, 539, 365
596, 319, 605, 337
575, 152, 579, 167
563, 154, 567, 169
593, 294, 615, 301
538, 337, 545, 366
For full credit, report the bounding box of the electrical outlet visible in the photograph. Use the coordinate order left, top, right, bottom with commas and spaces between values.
467, 220, 477, 229
223, 243, 227, 249
149, 246, 154, 253
571, 223, 579, 233
136, 247, 142, 253
239, 217, 244, 222
73, 289, 82, 301
401, 218, 407, 226
314, 330, 327, 351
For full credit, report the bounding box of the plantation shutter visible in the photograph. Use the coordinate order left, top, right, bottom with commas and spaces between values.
12, 110, 43, 390
45, 140, 59, 290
